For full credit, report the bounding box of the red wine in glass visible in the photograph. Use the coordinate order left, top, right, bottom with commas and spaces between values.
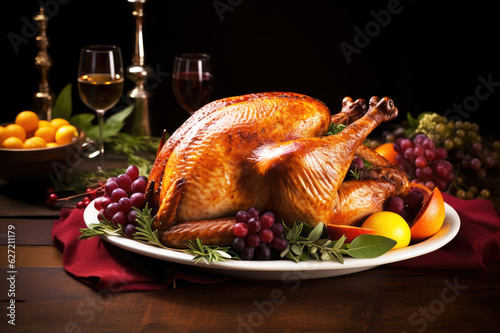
172, 53, 213, 115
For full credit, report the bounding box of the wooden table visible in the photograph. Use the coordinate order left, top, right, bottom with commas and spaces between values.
1, 155, 499, 333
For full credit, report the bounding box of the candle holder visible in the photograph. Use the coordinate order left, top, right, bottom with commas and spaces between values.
33, 6, 55, 121
126, 0, 152, 136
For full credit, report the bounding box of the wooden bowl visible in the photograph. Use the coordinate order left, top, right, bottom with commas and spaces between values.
0, 129, 86, 183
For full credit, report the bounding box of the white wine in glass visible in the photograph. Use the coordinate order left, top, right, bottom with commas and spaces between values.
78, 45, 124, 171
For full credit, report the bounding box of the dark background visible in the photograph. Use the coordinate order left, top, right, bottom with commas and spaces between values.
4, 0, 499, 137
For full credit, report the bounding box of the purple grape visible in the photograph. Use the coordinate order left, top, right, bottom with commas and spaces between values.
403, 147, 415, 161
111, 188, 128, 203
414, 145, 424, 157
434, 147, 448, 160
126, 209, 139, 225
247, 218, 261, 233
247, 207, 260, 218
415, 156, 427, 168
131, 178, 147, 194
130, 192, 145, 208
269, 223, 284, 236
100, 197, 112, 210
105, 181, 119, 197
435, 178, 448, 191
240, 246, 255, 260
400, 138, 414, 150
125, 224, 136, 238
422, 138, 435, 150
233, 223, 249, 238
126, 165, 139, 182
406, 190, 424, 213
106, 202, 120, 217
112, 211, 126, 226
351, 156, 364, 169
270, 236, 287, 251
414, 134, 427, 146
246, 232, 261, 247
254, 243, 271, 260
235, 210, 250, 224
388, 197, 405, 214
470, 158, 481, 170
259, 228, 274, 244
260, 212, 275, 229
424, 149, 435, 161
118, 197, 132, 213
116, 174, 132, 193
232, 237, 246, 252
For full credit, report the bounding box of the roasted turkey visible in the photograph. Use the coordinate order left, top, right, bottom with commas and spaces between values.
147, 92, 409, 248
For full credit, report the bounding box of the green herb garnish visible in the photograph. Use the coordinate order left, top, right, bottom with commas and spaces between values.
280, 222, 396, 263
184, 238, 236, 264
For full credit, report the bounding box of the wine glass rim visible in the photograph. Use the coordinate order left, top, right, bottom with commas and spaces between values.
176, 53, 211, 61
82, 45, 121, 52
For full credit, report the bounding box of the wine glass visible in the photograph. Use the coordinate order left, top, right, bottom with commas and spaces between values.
78, 45, 124, 171
172, 53, 213, 115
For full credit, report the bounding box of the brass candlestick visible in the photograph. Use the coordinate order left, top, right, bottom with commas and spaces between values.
126, 0, 152, 135
33, 6, 55, 121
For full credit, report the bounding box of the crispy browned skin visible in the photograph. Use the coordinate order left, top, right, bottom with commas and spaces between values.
147, 92, 317, 214
151, 93, 408, 248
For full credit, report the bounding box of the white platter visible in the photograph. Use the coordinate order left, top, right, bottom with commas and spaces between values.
84, 202, 460, 280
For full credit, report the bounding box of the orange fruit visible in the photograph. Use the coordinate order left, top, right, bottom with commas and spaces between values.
15, 111, 39, 133
327, 224, 375, 243
55, 125, 78, 145
5, 124, 26, 142
0, 126, 9, 144
50, 118, 70, 131
23, 137, 46, 149
38, 120, 51, 128
34, 126, 56, 143
375, 143, 398, 164
361, 211, 411, 249
1, 137, 24, 149
409, 187, 445, 242
46, 142, 60, 148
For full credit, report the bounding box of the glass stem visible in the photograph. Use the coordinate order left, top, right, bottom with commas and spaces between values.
96, 110, 105, 171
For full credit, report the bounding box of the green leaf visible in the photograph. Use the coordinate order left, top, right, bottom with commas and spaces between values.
345, 234, 396, 259
52, 83, 72, 120
70, 113, 95, 132
106, 105, 134, 126
307, 223, 324, 242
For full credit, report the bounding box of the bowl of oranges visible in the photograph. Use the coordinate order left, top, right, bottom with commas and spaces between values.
0, 110, 86, 182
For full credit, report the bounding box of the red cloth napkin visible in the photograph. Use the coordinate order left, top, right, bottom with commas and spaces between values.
389, 193, 500, 269
52, 193, 500, 292
52, 208, 231, 292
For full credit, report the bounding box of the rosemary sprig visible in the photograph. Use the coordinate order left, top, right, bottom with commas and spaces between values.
79, 215, 126, 239
184, 238, 235, 264
132, 204, 167, 248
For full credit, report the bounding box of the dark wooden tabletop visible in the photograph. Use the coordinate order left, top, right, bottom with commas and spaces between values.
1, 154, 499, 333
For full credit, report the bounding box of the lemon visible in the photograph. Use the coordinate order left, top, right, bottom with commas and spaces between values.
50, 118, 70, 131
15, 110, 39, 133
5, 124, 26, 142
34, 126, 56, 143
23, 137, 46, 149
0, 126, 9, 144
55, 125, 78, 145
1, 137, 24, 149
361, 211, 411, 249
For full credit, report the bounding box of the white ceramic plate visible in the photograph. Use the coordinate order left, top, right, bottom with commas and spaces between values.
84, 202, 460, 280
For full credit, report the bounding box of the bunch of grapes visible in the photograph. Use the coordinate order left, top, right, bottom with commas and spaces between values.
231, 207, 287, 260
94, 165, 148, 238
394, 133, 455, 191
